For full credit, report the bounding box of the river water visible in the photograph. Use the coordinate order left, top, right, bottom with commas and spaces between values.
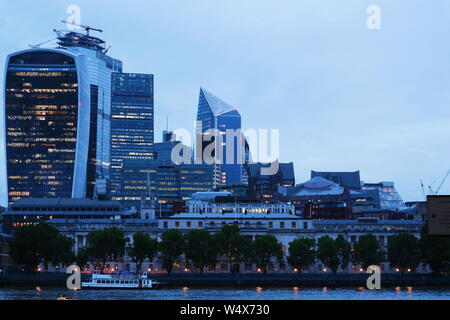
0, 287, 450, 300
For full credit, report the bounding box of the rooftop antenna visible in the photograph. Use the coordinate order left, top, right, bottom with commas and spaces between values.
60, 19, 103, 36
166, 115, 169, 132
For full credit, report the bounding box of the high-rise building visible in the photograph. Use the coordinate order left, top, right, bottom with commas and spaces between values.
151, 131, 183, 162
110, 73, 154, 201
196, 87, 246, 188
1, 30, 122, 206
248, 162, 295, 200
120, 159, 213, 213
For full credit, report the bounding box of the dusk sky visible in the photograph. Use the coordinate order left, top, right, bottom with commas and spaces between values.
1, 0, 449, 201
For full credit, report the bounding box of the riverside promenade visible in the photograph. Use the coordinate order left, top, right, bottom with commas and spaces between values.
1, 271, 450, 288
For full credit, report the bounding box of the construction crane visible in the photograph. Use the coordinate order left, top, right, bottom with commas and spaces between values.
29, 38, 56, 48
60, 19, 103, 36
428, 169, 450, 195
420, 179, 427, 201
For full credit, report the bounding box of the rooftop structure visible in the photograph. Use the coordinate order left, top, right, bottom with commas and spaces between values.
311, 171, 361, 189
2, 198, 131, 234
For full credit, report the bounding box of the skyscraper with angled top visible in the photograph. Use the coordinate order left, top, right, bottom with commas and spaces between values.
195, 87, 247, 188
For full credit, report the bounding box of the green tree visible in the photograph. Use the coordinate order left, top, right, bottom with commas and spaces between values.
52, 233, 75, 267
128, 233, 158, 273
352, 234, 384, 269
253, 235, 283, 274
316, 235, 351, 274
75, 247, 92, 270
9, 223, 74, 272
215, 224, 252, 273
287, 237, 316, 272
387, 232, 421, 273
420, 224, 450, 274
159, 229, 185, 274
335, 235, 352, 272
87, 227, 126, 271
317, 236, 339, 274
184, 229, 218, 272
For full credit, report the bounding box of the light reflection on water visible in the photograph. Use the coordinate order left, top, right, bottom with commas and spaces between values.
0, 287, 449, 300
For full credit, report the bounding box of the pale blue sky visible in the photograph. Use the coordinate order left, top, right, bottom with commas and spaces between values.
1, 0, 449, 201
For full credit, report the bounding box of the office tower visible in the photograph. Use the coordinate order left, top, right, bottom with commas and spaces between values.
248, 162, 295, 200
1, 29, 122, 206
120, 159, 213, 214
150, 130, 192, 163
196, 87, 246, 188
110, 73, 154, 201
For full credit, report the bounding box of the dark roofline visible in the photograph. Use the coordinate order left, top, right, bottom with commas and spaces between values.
10, 198, 122, 208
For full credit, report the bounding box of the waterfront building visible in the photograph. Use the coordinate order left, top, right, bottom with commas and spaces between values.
2, 197, 131, 234
110, 73, 154, 202
48, 212, 425, 274
1, 29, 122, 206
248, 162, 295, 200
195, 88, 247, 188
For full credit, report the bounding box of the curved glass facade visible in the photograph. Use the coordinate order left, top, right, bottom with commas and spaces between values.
4, 51, 78, 203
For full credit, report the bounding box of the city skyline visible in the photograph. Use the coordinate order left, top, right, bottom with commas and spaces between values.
1, 1, 450, 201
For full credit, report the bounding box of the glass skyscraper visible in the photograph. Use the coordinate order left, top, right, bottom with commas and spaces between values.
1, 30, 122, 206
196, 87, 246, 188
110, 73, 154, 202
120, 159, 213, 210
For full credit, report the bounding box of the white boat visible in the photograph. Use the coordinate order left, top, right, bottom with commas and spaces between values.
82, 270, 161, 289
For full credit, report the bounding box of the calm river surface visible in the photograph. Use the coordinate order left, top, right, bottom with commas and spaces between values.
0, 287, 450, 300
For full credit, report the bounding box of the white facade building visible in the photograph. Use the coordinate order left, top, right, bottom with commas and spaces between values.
48, 214, 425, 274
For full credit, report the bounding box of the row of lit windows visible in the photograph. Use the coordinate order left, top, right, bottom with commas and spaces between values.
112, 115, 152, 120
13, 72, 64, 77
8, 88, 76, 93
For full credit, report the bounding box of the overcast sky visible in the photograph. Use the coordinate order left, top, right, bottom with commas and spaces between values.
1, 0, 449, 201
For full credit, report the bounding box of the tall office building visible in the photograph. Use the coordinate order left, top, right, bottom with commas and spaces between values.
1, 29, 122, 206
150, 130, 192, 164
110, 73, 154, 201
120, 159, 214, 213
248, 162, 295, 200
196, 87, 246, 188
